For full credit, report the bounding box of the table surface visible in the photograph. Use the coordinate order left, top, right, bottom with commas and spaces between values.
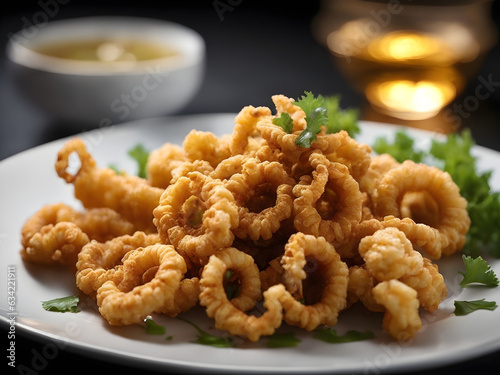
1, 1, 499, 374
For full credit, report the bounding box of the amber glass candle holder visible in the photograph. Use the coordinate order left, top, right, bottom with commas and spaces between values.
313, 0, 497, 122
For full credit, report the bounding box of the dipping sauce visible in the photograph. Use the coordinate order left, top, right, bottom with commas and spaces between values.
32, 39, 178, 63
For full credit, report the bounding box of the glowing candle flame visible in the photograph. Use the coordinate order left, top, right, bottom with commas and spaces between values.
366, 79, 456, 120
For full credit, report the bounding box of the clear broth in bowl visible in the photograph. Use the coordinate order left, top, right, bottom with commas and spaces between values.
33, 39, 178, 63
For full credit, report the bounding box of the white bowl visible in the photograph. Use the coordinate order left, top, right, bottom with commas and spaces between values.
6, 16, 205, 126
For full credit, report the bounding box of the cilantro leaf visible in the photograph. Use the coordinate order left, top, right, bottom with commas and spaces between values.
324, 95, 360, 138
177, 317, 235, 348
459, 255, 499, 287
294, 91, 328, 148
272, 112, 293, 133
41, 295, 80, 313
266, 332, 301, 348
128, 144, 150, 179
454, 299, 498, 316
144, 316, 166, 335
373, 130, 424, 163
313, 328, 374, 343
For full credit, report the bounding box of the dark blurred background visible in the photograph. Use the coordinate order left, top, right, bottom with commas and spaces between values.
1, 0, 499, 162
1, 1, 500, 374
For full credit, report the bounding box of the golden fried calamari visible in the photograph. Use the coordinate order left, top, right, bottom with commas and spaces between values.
278, 233, 349, 331
76, 231, 160, 298
199, 248, 283, 341
225, 158, 295, 241
372, 160, 470, 259
56, 138, 163, 232
372, 280, 422, 341
20, 203, 135, 266
146, 142, 187, 188
97, 243, 186, 326
153, 172, 239, 266
21, 93, 469, 343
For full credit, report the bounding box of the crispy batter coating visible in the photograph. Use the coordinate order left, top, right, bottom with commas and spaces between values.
347, 265, 384, 312
55, 138, 163, 232
20, 222, 89, 267
146, 142, 187, 188
209, 154, 251, 181
97, 243, 186, 326
76, 231, 160, 298
230, 105, 272, 155
225, 158, 295, 241
156, 277, 201, 317
183, 130, 231, 169
278, 233, 349, 331
153, 172, 239, 265
293, 151, 363, 247
373, 160, 470, 258
326, 134, 372, 182
358, 227, 424, 281
170, 160, 214, 185
20, 203, 135, 266
372, 280, 422, 341
199, 248, 283, 341
400, 258, 447, 313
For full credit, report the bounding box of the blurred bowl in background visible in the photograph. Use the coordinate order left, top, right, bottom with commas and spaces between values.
6, 16, 205, 126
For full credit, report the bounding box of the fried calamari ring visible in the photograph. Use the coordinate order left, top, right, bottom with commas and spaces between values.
20, 222, 89, 266
373, 160, 470, 258
199, 249, 284, 341
20, 203, 135, 266
400, 258, 447, 313
170, 160, 214, 185
97, 243, 186, 326
293, 152, 363, 247
153, 172, 239, 265
204, 247, 261, 311
225, 158, 295, 241
146, 142, 187, 189
278, 233, 349, 331
358, 227, 424, 282
372, 280, 422, 341
229, 105, 272, 155
325, 133, 372, 182
335, 218, 385, 261
55, 138, 163, 232
156, 277, 201, 317
76, 231, 160, 298
209, 154, 250, 181
183, 130, 231, 168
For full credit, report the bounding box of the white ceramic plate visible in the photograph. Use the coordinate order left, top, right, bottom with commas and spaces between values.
1, 114, 499, 374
